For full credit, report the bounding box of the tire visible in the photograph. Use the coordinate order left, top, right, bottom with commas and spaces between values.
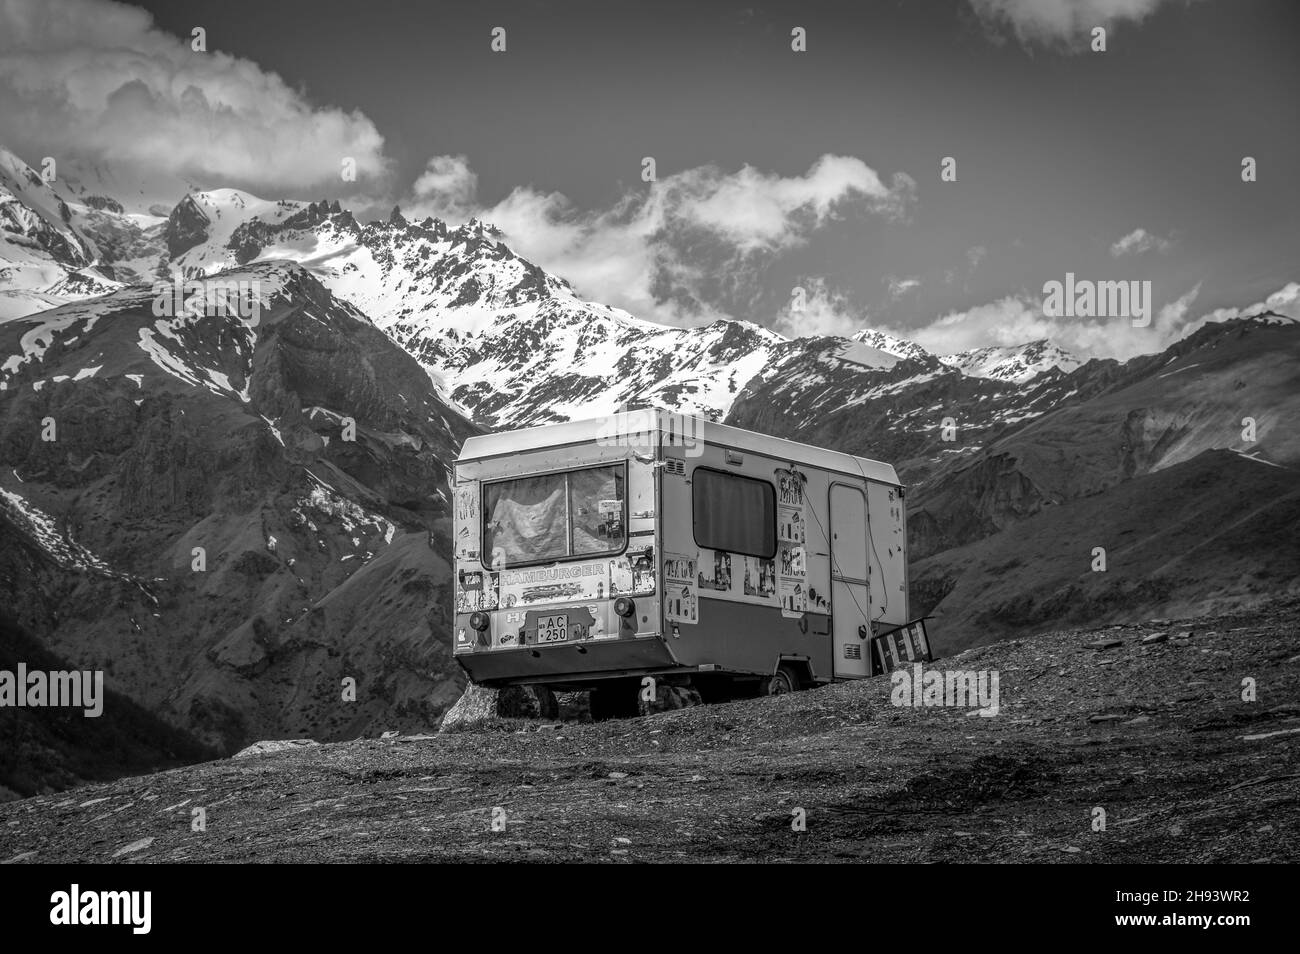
760, 664, 802, 697
534, 686, 559, 720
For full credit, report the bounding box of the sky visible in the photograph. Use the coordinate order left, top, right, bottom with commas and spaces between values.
0, 0, 1297, 359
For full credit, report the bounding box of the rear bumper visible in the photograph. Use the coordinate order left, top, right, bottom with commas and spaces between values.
457, 635, 681, 687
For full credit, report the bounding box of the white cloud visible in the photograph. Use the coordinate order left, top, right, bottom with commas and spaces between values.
889, 280, 1280, 361
1110, 227, 1176, 256
886, 275, 922, 300
902, 295, 1050, 355
774, 278, 863, 339
0, 0, 388, 200
408, 153, 915, 326
968, 0, 1189, 47
1195, 281, 1300, 326
409, 155, 478, 222
904, 279, 1300, 361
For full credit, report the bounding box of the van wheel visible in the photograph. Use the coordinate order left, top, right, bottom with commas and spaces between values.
761, 665, 802, 696
534, 687, 559, 720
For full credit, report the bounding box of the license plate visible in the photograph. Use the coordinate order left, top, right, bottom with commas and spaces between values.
536, 614, 568, 643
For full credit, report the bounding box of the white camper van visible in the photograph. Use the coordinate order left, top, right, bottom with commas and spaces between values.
451, 410, 931, 717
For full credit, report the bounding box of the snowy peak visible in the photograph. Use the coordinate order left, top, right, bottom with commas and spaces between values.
0, 148, 99, 268
850, 328, 935, 363
165, 189, 306, 262
938, 339, 1081, 383
0, 148, 126, 320
1241, 309, 1298, 327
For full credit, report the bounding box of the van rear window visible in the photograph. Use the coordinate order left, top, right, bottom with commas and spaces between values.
482, 464, 626, 568
692, 468, 776, 558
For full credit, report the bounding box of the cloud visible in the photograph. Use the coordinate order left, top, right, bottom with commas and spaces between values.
408, 153, 915, 326
409, 155, 478, 222
968, 0, 1188, 48
885, 275, 922, 300
1195, 281, 1300, 326
908, 279, 1300, 361
0, 0, 388, 199
774, 278, 863, 339
892, 280, 1232, 360
1110, 227, 1176, 256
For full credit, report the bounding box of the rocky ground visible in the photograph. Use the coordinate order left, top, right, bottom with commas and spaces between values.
2, 599, 1298, 863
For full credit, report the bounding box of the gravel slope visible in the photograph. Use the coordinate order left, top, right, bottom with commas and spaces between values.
3, 600, 1297, 864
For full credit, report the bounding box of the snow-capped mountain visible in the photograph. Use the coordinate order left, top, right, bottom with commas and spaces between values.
108, 187, 789, 425
850, 328, 935, 363
1, 151, 1093, 429
0, 149, 122, 320
0, 149, 173, 320
938, 340, 1081, 383
845, 329, 1081, 384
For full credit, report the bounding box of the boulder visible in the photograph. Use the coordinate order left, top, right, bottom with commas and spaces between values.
438, 683, 499, 731
439, 683, 561, 728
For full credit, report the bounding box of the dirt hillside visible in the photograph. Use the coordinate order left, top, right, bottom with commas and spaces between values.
3, 600, 1297, 863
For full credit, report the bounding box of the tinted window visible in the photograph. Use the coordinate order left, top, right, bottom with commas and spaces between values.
692, 468, 776, 558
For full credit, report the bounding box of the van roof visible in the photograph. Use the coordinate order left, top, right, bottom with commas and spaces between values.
457, 409, 901, 485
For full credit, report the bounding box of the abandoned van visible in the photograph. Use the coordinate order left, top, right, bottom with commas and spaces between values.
451, 410, 931, 716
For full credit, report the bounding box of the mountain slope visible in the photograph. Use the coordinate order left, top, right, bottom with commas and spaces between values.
0, 613, 220, 799
912, 448, 1300, 653
725, 334, 1091, 485
0, 262, 478, 767
727, 314, 1300, 650
907, 315, 1300, 559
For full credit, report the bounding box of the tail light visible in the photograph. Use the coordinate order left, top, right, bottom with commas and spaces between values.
613, 597, 635, 618
469, 611, 490, 631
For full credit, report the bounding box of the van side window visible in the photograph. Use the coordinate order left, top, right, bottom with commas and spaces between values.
692, 468, 776, 558
482, 463, 626, 569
